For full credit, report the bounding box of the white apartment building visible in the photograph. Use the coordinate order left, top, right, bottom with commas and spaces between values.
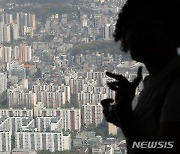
0, 22, 3, 43
61, 14, 68, 25
103, 23, 115, 40
4, 46, 12, 62
69, 77, 85, 94
36, 117, 62, 132
37, 108, 81, 131
0, 117, 34, 135
12, 23, 19, 40
3, 24, 11, 42
0, 109, 33, 118
81, 103, 103, 127
7, 62, 26, 79
82, 83, 94, 93
0, 72, 7, 94
8, 89, 36, 109
0, 45, 12, 62
32, 83, 70, 104
0, 117, 10, 132
15, 131, 71, 152
0, 15, 20, 43
87, 70, 106, 86
5, 14, 13, 24
24, 46, 32, 62
39, 91, 65, 108
59, 108, 81, 131
78, 91, 107, 105
28, 14, 36, 30
0, 132, 11, 152
13, 46, 19, 60
16, 13, 36, 36
18, 44, 32, 63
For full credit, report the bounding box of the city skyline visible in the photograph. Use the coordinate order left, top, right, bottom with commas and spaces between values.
0, 0, 143, 154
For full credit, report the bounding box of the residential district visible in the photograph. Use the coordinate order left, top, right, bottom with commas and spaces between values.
0, 0, 149, 153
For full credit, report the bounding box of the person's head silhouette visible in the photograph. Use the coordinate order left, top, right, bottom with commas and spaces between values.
101, 1, 180, 153
114, 0, 180, 74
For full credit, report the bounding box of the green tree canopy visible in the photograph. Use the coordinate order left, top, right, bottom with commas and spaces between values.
0, 90, 8, 109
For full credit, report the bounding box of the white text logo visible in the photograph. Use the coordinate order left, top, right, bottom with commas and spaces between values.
132, 141, 174, 149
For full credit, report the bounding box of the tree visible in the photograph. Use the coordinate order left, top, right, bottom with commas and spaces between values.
87, 123, 96, 131
42, 52, 50, 62
37, 150, 51, 154
70, 94, 79, 108
0, 90, 8, 109
71, 131, 77, 140
67, 40, 130, 60
95, 128, 105, 137
95, 119, 109, 138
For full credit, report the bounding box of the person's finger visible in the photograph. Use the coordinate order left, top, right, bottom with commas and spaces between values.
101, 98, 114, 107
106, 72, 128, 83
131, 66, 142, 89
115, 93, 123, 103
103, 107, 113, 120
101, 103, 121, 127
103, 108, 109, 115
107, 82, 119, 91
103, 105, 112, 117
104, 110, 120, 126
105, 114, 116, 123
107, 81, 128, 91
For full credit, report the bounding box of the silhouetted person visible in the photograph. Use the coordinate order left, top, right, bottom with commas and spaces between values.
101, 0, 180, 153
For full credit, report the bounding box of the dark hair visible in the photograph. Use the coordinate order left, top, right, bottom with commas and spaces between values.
114, 0, 180, 52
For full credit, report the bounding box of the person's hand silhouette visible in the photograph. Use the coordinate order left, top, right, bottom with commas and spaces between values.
101, 67, 142, 127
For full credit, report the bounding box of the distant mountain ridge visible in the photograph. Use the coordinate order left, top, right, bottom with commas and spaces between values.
0, 0, 78, 22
